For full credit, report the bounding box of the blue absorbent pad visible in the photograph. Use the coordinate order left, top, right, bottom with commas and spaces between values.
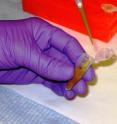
0, 86, 79, 124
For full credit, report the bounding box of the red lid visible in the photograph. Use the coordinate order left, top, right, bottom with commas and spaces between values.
22, 0, 117, 42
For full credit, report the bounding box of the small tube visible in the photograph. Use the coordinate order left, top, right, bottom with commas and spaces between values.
66, 49, 116, 90
66, 53, 94, 90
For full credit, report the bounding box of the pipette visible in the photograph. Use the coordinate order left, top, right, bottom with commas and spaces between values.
76, 0, 93, 44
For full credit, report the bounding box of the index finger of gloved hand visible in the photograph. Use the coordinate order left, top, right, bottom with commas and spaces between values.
82, 67, 95, 82
50, 29, 85, 64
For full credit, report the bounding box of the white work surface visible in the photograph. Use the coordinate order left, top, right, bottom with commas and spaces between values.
1, 0, 117, 124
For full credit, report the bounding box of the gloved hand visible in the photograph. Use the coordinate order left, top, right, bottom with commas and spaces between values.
0, 17, 95, 99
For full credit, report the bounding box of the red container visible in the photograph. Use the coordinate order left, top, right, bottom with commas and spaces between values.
22, 0, 117, 42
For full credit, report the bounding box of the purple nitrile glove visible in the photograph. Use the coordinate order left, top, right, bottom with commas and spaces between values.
0, 17, 95, 99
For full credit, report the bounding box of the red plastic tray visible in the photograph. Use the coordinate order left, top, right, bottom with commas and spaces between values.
22, 0, 117, 42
